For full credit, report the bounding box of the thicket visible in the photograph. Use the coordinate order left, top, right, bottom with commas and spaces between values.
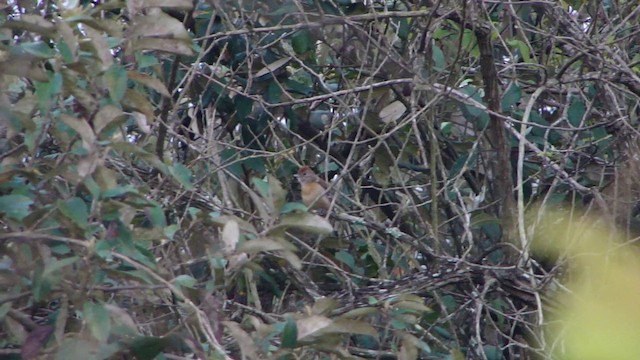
2, 0, 640, 359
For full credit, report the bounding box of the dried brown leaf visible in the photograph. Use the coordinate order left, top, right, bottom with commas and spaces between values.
379, 100, 406, 124
82, 26, 113, 71
131, 38, 193, 56
140, 0, 193, 10
128, 12, 190, 40
221, 219, 240, 254
121, 89, 155, 120
93, 105, 124, 136
222, 321, 260, 360
59, 114, 96, 149
127, 71, 171, 98
21, 325, 54, 360
3, 15, 55, 36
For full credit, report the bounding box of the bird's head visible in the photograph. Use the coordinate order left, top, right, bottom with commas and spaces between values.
296, 166, 316, 184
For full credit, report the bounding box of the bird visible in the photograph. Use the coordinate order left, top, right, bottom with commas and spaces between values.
296, 166, 332, 212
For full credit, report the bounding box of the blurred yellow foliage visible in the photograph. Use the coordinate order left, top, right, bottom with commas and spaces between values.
535, 211, 640, 359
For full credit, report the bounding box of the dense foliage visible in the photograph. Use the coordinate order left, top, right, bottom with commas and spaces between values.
2, 0, 640, 359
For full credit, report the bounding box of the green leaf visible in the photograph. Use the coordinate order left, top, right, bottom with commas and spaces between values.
55, 338, 95, 360
507, 39, 531, 63
318, 162, 340, 172
284, 78, 313, 96
58, 39, 74, 63
33, 256, 79, 301
433, 27, 452, 40
164, 224, 178, 239
83, 301, 111, 343
281, 317, 298, 348
391, 318, 409, 329
461, 29, 479, 58
458, 85, 489, 129
280, 202, 307, 214
268, 3, 299, 15
174, 274, 197, 289
0, 194, 33, 221
448, 151, 476, 179
483, 345, 501, 360
234, 95, 253, 122
20, 42, 55, 58
482, 222, 502, 242
169, 163, 194, 190
291, 29, 312, 54
568, 97, 586, 127
95, 240, 113, 261
135, 53, 159, 68
252, 177, 269, 199
51, 243, 71, 255
58, 197, 89, 227
43, 256, 79, 277
501, 83, 521, 112
102, 185, 139, 198
398, 18, 410, 40
103, 64, 128, 103
432, 45, 445, 71
266, 80, 282, 103
334, 250, 356, 271
0, 302, 12, 320
309, 110, 332, 129
34, 73, 62, 112
145, 206, 166, 228
128, 336, 174, 360
32, 267, 52, 301
471, 212, 500, 228
56, 18, 78, 62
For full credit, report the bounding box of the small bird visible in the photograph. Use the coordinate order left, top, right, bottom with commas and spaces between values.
296, 166, 332, 211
